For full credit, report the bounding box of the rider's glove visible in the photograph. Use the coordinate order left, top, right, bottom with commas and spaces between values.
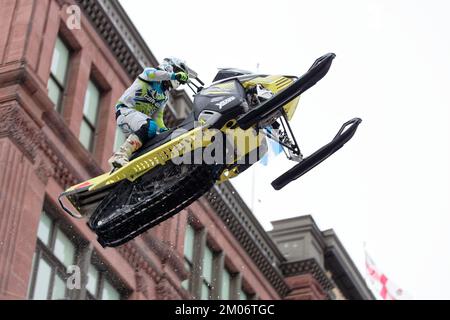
174, 72, 189, 84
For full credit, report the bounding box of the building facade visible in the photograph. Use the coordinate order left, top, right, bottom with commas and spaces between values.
0, 0, 373, 300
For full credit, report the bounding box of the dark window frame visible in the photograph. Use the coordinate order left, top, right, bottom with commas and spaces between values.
80, 115, 96, 152
27, 215, 80, 300
80, 79, 103, 152
220, 265, 233, 300
201, 244, 219, 300
48, 36, 72, 113
182, 223, 197, 293
182, 218, 255, 301
85, 252, 127, 300
183, 257, 194, 291
28, 204, 127, 300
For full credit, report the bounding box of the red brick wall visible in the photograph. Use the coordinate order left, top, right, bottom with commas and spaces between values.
0, 137, 45, 299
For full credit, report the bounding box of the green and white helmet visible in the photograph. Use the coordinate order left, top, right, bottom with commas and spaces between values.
159, 57, 197, 89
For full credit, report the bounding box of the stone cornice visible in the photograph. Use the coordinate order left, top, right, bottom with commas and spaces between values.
269, 215, 327, 250
323, 230, 375, 300
76, 0, 158, 79
280, 258, 335, 292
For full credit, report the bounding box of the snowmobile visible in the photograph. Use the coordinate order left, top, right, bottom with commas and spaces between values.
59, 53, 361, 248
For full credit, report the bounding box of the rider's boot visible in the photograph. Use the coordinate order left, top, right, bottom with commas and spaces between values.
108, 133, 143, 169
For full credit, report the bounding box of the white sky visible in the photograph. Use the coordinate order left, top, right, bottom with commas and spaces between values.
120, 0, 450, 299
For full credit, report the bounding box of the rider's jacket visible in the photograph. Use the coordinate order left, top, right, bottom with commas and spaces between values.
116, 68, 176, 129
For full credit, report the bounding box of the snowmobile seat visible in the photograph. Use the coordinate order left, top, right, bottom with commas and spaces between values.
130, 113, 196, 160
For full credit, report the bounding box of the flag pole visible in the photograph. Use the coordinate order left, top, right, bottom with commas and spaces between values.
363, 241, 379, 300
250, 62, 260, 214
250, 165, 256, 212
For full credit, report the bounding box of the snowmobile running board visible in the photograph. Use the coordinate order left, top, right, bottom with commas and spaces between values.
271, 118, 362, 190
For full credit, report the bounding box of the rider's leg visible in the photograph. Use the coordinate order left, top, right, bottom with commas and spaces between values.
108, 108, 158, 168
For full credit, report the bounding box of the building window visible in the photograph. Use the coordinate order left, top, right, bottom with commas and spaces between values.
238, 288, 248, 300
181, 223, 243, 300
220, 268, 232, 300
238, 285, 254, 300
48, 37, 70, 112
182, 224, 195, 291
29, 210, 124, 300
79, 80, 101, 151
28, 211, 77, 300
85, 262, 121, 300
201, 245, 215, 300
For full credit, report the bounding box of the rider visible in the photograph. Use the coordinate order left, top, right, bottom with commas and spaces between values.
109, 57, 190, 168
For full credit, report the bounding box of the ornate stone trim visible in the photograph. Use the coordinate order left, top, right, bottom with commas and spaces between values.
116, 242, 161, 282
0, 103, 52, 185
117, 240, 191, 300
134, 269, 149, 297
0, 103, 42, 162
0, 102, 82, 188
41, 140, 80, 189
142, 233, 188, 281
34, 156, 54, 185
155, 276, 188, 300
280, 258, 335, 292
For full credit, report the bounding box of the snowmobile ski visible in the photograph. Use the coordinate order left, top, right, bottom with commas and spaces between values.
271, 118, 362, 190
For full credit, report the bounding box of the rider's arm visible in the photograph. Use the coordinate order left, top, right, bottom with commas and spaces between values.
141, 67, 176, 82
153, 106, 168, 131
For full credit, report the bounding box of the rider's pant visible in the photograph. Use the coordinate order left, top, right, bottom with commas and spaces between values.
116, 106, 158, 144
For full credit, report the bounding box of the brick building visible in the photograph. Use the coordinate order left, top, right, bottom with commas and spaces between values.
0, 0, 374, 300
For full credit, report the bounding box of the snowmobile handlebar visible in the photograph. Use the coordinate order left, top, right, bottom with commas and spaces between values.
186, 77, 204, 94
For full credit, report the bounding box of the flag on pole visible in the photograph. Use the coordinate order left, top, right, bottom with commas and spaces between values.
365, 251, 411, 300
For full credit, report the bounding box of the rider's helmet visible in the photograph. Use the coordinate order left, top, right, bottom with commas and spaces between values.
159, 57, 191, 89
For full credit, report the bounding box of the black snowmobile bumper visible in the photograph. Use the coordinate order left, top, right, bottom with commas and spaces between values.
271, 118, 362, 190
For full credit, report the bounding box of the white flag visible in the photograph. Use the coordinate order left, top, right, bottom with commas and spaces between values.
365, 251, 412, 300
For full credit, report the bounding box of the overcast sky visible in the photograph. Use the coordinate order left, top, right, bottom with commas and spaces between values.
120, 0, 450, 299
